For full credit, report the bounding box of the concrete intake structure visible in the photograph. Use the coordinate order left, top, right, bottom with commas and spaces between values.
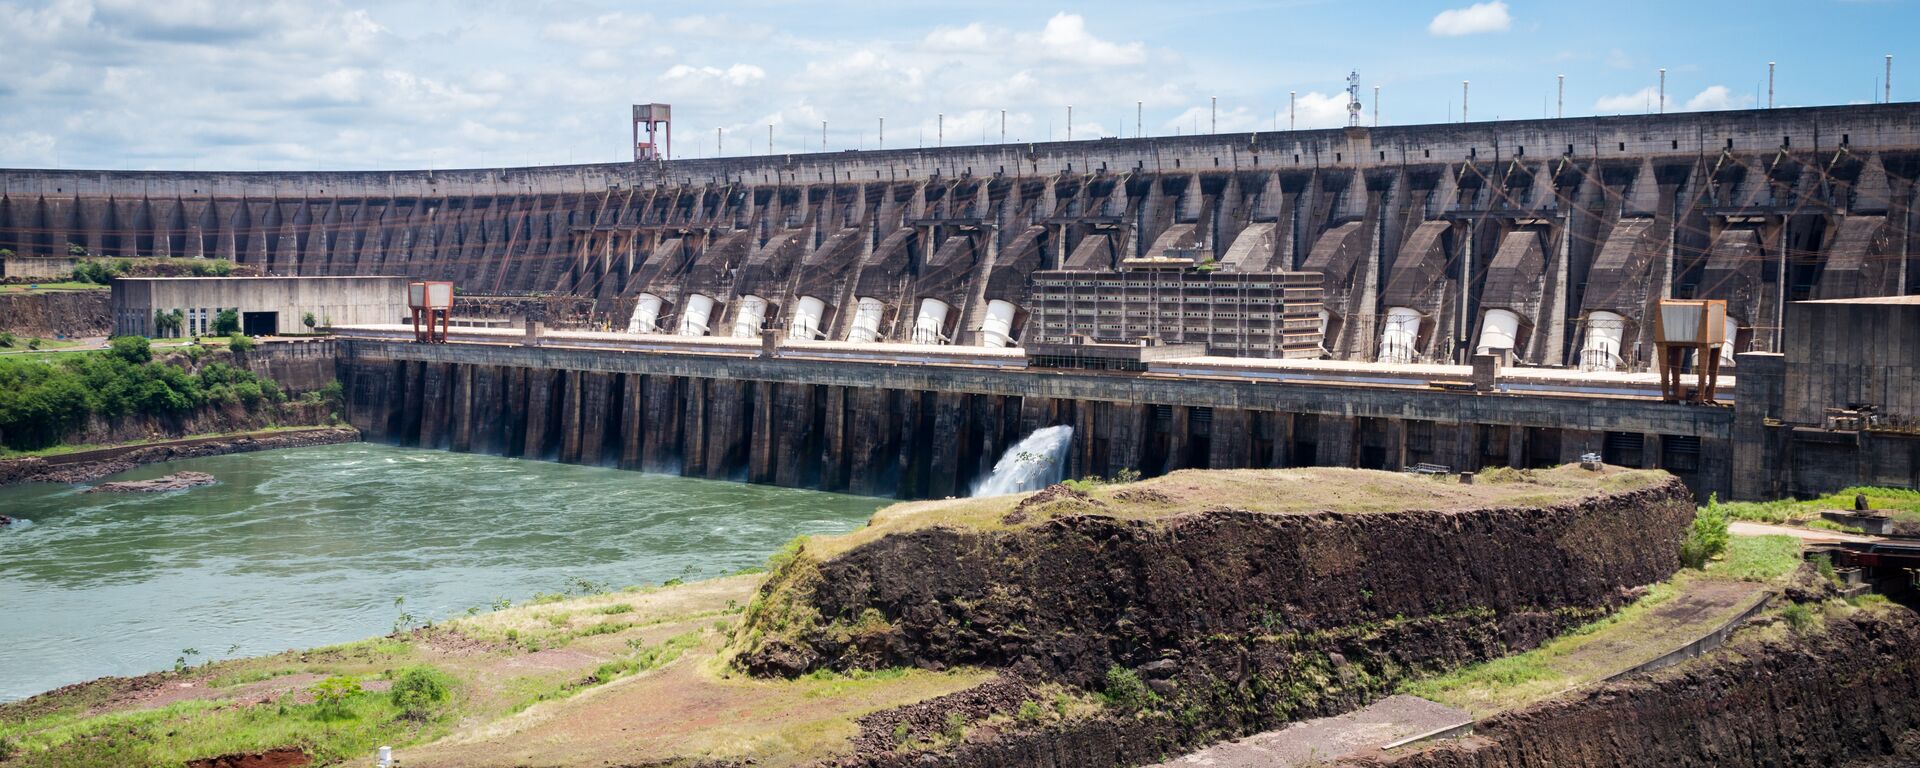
6, 103, 1918, 365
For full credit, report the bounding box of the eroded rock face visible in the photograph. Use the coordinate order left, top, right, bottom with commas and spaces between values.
1340, 608, 1920, 768
737, 477, 1697, 767
86, 471, 216, 493
742, 479, 1695, 686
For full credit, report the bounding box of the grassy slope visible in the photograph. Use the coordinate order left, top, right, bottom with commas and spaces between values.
0, 465, 1673, 766
1403, 535, 1804, 717
0, 574, 998, 768
818, 464, 1667, 557
1718, 486, 1920, 526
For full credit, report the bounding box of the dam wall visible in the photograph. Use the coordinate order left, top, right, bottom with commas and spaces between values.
7, 104, 1920, 368
337, 337, 1736, 499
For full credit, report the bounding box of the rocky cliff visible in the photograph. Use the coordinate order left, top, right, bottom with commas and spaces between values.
732, 470, 1697, 767
1342, 606, 1920, 768
0, 290, 110, 338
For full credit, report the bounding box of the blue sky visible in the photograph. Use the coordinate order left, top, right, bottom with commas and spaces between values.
0, 0, 1912, 170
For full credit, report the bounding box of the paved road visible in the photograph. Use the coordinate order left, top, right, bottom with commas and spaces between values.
1149, 695, 1471, 768
1730, 520, 1881, 543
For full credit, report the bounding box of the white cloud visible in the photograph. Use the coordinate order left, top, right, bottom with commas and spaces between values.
1685, 85, 1751, 111
1595, 86, 1661, 113
1428, 2, 1510, 36
924, 22, 991, 52
662, 63, 766, 88
1593, 84, 1751, 114
0, 131, 59, 166
1032, 13, 1144, 66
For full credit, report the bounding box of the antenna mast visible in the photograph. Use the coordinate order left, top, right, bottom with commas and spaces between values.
1346, 71, 1363, 127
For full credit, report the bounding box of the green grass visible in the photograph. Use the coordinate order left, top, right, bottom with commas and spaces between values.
1706, 535, 1803, 582
0, 425, 333, 459
0, 665, 457, 767
1403, 535, 1802, 716
1716, 486, 1920, 525
0, 282, 106, 294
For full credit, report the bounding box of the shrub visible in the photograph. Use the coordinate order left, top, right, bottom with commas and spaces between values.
941, 711, 967, 742
227, 333, 255, 352
1016, 700, 1045, 724
26, 338, 41, 350
107, 336, 152, 365
302, 311, 317, 332
0, 248, 13, 258
1101, 666, 1157, 712
1781, 602, 1817, 634
0, 331, 14, 348
212, 309, 240, 336
389, 666, 454, 720
1681, 494, 1732, 569
309, 675, 364, 720
66, 242, 89, 257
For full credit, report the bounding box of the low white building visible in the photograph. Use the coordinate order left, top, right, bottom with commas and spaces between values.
111, 276, 411, 337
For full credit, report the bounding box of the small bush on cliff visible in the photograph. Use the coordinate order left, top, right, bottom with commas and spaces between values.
0, 331, 14, 348
228, 332, 255, 352
1681, 494, 1732, 569
390, 666, 454, 720
107, 335, 152, 364
1101, 666, 1159, 712
310, 675, 365, 721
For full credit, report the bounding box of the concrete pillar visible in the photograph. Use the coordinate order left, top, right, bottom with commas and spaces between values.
681, 379, 710, 477
620, 374, 646, 470
703, 379, 751, 480
749, 381, 779, 484
558, 370, 585, 464
821, 386, 851, 492
522, 369, 556, 460
847, 388, 893, 497
1208, 408, 1252, 469
578, 372, 613, 466
928, 391, 970, 498
448, 364, 474, 453
641, 374, 683, 471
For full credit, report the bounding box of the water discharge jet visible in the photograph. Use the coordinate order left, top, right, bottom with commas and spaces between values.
971, 425, 1073, 497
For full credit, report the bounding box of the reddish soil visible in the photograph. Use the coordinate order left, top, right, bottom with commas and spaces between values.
186, 747, 310, 768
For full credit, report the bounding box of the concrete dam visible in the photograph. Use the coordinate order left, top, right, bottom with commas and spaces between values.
6, 103, 1919, 500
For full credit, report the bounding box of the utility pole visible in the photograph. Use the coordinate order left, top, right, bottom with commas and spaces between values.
717, 127, 723, 155
1347, 71, 1361, 127
1001, 110, 1006, 143
1137, 101, 1142, 138
879, 117, 884, 150
1659, 68, 1666, 114
822, 121, 827, 152
1067, 105, 1073, 141
1289, 91, 1296, 131
1462, 81, 1469, 122
1373, 85, 1380, 127
938, 113, 943, 147
768, 124, 773, 156
1557, 74, 1564, 118
1210, 96, 1217, 134
1888, 54, 1895, 103
1768, 62, 1775, 108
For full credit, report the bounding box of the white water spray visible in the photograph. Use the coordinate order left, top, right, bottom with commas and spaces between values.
971, 425, 1074, 497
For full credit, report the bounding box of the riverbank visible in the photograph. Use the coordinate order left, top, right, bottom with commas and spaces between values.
0, 427, 360, 486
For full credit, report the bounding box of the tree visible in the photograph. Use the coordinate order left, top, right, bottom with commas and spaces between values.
66, 243, 89, 257
227, 333, 255, 352
302, 311, 317, 333
212, 309, 240, 336
107, 336, 152, 365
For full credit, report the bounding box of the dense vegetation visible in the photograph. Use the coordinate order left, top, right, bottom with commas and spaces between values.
0, 337, 285, 451
68, 256, 238, 285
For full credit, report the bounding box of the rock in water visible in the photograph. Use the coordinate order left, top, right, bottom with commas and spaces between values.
0, 514, 12, 525
87, 471, 217, 493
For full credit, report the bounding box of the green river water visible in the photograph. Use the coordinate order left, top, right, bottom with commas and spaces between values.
0, 443, 887, 703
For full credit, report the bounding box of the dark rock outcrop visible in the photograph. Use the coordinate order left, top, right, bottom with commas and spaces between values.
87, 471, 216, 493
1342, 608, 1920, 768
0, 290, 110, 338
0, 427, 359, 487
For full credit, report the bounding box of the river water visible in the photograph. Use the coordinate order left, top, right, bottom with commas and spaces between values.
0, 443, 886, 702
